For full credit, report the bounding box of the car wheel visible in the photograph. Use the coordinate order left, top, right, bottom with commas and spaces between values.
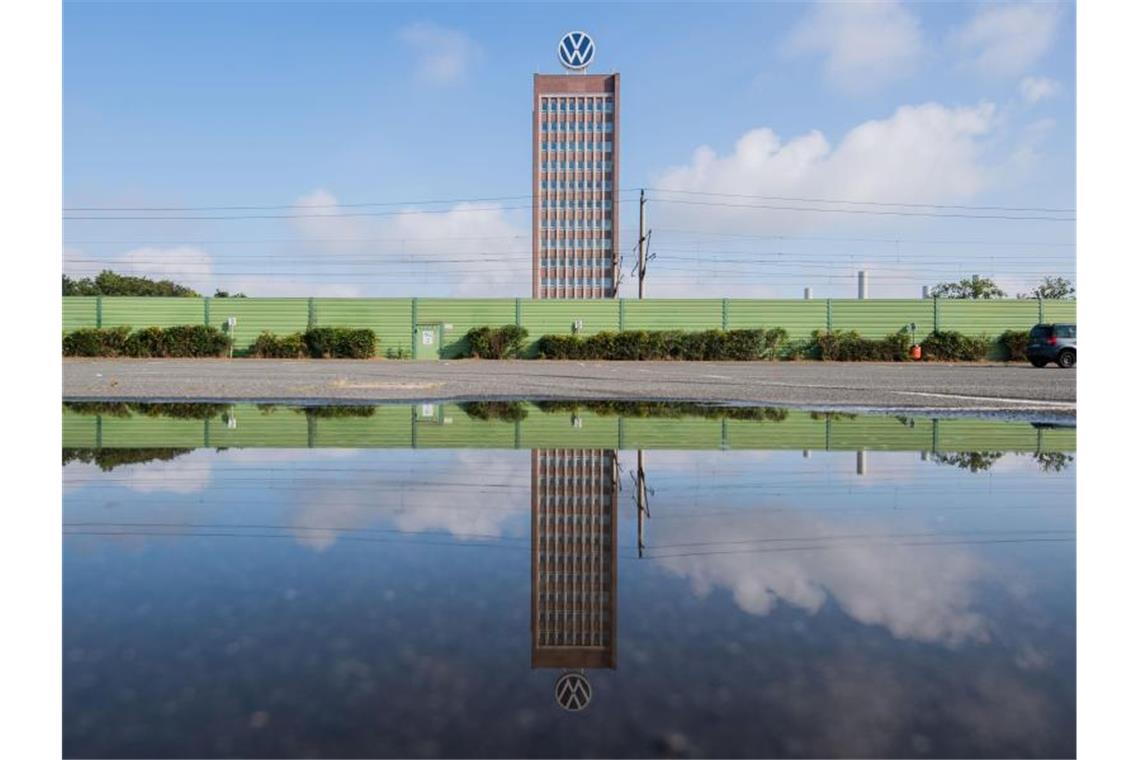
1029, 358, 1048, 368
1056, 350, 1075, 369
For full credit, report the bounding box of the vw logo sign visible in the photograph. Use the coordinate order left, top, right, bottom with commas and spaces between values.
558, 31, 595, 70
554, 671, 592, 711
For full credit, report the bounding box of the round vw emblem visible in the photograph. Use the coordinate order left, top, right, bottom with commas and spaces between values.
554, 671, 592, 711
558, 31, 595, 70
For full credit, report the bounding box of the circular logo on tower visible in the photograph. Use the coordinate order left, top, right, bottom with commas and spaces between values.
554, 671, 592, 711
558, 31, 595, 70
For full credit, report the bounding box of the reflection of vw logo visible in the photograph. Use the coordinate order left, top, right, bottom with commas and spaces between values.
554, 671, 592, 711
558, 31, 595, 70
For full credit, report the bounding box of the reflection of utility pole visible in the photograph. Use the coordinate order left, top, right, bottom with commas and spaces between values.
635, 450, 650, 557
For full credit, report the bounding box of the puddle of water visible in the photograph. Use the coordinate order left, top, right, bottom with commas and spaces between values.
62, 402, 1075, 758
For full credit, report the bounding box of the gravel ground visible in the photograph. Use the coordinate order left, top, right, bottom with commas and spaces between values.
63, 359, 1076, 416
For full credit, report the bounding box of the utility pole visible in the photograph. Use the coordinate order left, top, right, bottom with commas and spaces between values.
636, 189, 650, 299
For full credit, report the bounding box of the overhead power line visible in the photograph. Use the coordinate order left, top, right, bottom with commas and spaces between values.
645, 187, 1075, 214
648, 197, 1074, 222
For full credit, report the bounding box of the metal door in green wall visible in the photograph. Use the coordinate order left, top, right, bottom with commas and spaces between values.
413, 324, 441, 359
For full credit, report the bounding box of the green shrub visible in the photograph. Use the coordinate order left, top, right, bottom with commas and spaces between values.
999, 330, 1030, 362
919, 331, 990, 361
459, 401, 530, 421
63, 325, 229, 357
813, 330, 909, 361
250, 331, 306, 358
385, 347, 411, 360
464, 325, 529, 359
535, 328, 785, 361
62, 326, 132, 357
304, 327, 376, 359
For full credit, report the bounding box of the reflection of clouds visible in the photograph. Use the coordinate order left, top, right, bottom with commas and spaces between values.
285, 451, 531, 552
63, 452, 213, 494
653, 509, 988, 646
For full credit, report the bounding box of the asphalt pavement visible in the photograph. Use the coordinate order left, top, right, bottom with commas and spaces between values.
62, 359, 1076, 416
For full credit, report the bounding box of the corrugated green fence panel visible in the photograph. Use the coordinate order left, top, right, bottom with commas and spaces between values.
1039, 426, 1076, 452
938, 299, 1042, 335
725, 412, 828, 449
312, 406, 414, 447
313, 298, 414, 355
206, 299, 310, 352
100, 297, 206, 329
416, 299, 517, 359
934, 419, 1041, 452
1043, 300, 1077, 324
623, 299, 723, 331
830, 299, 934, 338
208, 406, 309, 448
725, 300, 827, 340
518, 300, 622, 357
828, 416, 934, 450
518, 406, 622, 447
622, 417, 723, 449
414, 409, 519, 448
99, 415, 206, 448
62, 408, 99, 447
63, 297, 99, 331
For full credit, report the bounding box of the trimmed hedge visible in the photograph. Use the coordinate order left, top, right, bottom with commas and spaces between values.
999, 330, 1030, 362
536, 328, 787, 361
249, 328, 377, 359
813, 330, 910, 361
62, 325, 230, 358
464, 325, 529, 359
919, 330, 990, 361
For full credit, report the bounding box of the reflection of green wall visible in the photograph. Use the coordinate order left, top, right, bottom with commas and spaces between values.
62, 403, 1076, 453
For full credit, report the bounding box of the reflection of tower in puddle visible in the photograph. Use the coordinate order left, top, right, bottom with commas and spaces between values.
531, 449, 618, 706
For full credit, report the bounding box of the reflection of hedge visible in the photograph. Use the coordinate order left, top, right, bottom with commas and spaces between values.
931, 451, 1005, 472
533, 400, 788, 422
463, 326, 529, 359
63, 402, 230, 419
62, 325, 231, 357
250, 328, 376, 359
459, 401, 530, 421
537, 329, 787, 361
300, 405, 376, 419
62, 447, 192, 471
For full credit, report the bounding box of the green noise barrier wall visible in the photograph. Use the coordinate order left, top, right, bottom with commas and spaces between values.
62, 296, 1076, 358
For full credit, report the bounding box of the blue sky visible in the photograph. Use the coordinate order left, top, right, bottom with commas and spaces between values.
63, 1, 1076, 298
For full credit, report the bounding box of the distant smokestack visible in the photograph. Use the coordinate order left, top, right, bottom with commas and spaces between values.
922, 285, 930, 299
857, 450, 868, 475
803, 287, 813, 300
858, 270, 869, 299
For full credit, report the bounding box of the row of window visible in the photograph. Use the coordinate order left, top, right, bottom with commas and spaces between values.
541, 141, 613, 152
540, 180, 613, 191
541, 200, 612, 210
541, 278, 615, 287
539, 219, 613, 230
540, 258, 611, 269
541, 99, 614, 113
539, 238, 613, 249
540, 160, 613, 170
541, 121, 614, 133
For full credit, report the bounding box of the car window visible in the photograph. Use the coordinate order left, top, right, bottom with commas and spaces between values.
1030, 325, 1051, 338
1056, 325, 1074, 339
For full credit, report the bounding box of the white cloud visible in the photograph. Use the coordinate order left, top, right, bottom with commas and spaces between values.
399, 22, 481, 85
783, 1, 923, 93
279, 188, 529, 297
652, 102, 996, 231
952, 2, 1062, 77
1019, 75, 1060, 104
64, 245, 216, 295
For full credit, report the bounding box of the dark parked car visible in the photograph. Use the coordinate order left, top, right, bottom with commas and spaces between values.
1027, 323, 1076, 368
